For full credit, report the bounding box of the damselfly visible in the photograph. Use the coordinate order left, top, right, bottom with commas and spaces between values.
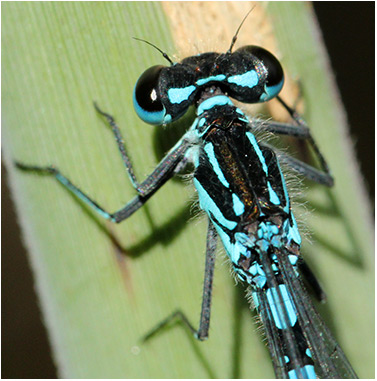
16, 13, 357, 379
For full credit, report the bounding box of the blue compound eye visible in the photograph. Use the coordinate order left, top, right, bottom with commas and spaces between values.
133, 65, 168, 125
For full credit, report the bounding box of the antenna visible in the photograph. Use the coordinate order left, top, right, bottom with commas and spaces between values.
227, 6, 255, 54
132, 37, 174, 65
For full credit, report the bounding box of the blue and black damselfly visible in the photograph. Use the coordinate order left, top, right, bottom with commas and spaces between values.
15, 13, 357, 379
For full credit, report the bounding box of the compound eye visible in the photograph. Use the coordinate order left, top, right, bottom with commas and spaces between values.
247, 46, 283, 87
237, 46, 284, 100
133, 65, 167, 125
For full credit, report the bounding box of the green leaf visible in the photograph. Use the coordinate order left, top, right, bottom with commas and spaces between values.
3, 2, 373, 378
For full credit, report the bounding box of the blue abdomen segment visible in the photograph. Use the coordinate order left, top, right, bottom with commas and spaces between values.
253, 285, 317, 379
288, 365, 316, 379
267, 284, 297, 329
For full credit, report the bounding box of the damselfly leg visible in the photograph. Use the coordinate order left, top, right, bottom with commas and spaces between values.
16, 104, 191, 223
143, 220, 218, 342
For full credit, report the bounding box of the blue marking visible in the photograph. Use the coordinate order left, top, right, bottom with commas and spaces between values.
252, 291, 259, 309
288, 366, 315, 380
288, 366, 316, 380
167, 85, 196, 104
306, 348, 312, 358
257, 264, 265, 277
246, 263, 267, 288
213, 223, 233, 257
305, 365, 316, 379
198, 117, 206, 127
266, 285, 297, 329
235, 107, 249, 124
271, 263, 278, 272
232, 237, 250, 264
257, 222, 279, 241
284, 356, 289, 363
232, 193, 245, 216
257, 238, 270, 253
245, 132, 268, 174
235, 240, 249, 256
204, 143, 229, 188
288, 369, 299, 379
254, 274, 267, 288
197, 95, 232, 114
235, 107, 245, 116
259, 79, 284, 101
271, 232, 282, 248
249, 264, 258, 276
227, 69, 258, 88
289, 255, 298, 266
196, 74, 226, 86
235, 232, 254, 247
285, 215, 302, 245
270, 224, 279, 235
267, 182, 280, 205
193, 178, 237, 231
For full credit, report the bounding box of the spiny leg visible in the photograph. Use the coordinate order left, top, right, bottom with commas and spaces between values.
94, 102, 140, 190
296, 257, 326, 302
250, 96, 334, 187
94, 103, 193, 197
15, 163, 129, 222
15, 134, 190, 223
196, 219, 218, 340
277, 95, 332, 180
142, 220, 217, 342
260, 142, 333, 187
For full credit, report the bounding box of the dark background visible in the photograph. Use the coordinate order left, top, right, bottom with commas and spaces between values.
2, 3, 374, 378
